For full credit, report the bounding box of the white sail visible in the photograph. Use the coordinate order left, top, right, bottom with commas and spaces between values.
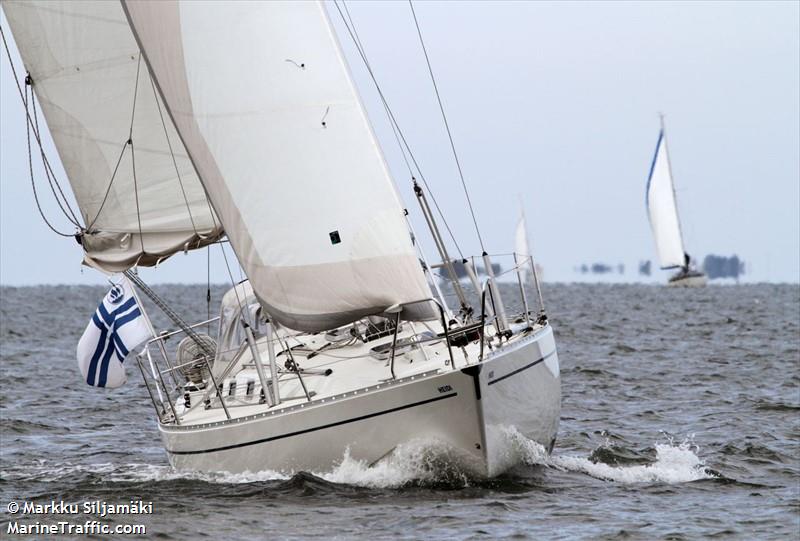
515, 214, 531, 283
2, 0, 222, 272
646, 129, 685, 269
122, 1, 434, 331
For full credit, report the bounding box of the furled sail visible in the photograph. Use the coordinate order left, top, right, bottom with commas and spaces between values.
123, 1, 434, 331
2, 1, 222, 272
646, 129, 685, 269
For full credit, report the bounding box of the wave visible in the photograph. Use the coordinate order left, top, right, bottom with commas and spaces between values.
0, 418, 71, 435
551, 443, 715, 484
492, 426, 717, 484
1, 461, 289, 485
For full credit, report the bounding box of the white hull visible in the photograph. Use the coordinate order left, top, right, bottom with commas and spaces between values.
159, 325, 560, 477
667, 274, 708, 288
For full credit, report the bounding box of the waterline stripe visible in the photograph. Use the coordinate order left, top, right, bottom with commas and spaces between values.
167, 392, 459, 455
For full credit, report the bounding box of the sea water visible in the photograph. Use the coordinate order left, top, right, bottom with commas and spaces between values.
1, 284, 797, 540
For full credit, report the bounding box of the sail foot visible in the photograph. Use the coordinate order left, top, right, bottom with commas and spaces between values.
80, 228, 223, 272
248, 254, 437, 333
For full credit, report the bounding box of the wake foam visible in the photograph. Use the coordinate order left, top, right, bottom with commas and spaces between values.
495, 426, 717, 484
4, 430, 716, 488
318, 439, 475, 489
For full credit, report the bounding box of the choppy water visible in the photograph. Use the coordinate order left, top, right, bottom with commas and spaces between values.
1, 284, 798, 540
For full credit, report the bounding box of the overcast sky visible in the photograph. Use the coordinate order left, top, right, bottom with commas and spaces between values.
1, 1, 798, 286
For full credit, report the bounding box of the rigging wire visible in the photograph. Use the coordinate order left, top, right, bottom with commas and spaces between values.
128, 54, 142, 141
23, 85, 72, 237
149, 74, 200, 236
143, 39, 219, 239
84, 53, 147, 232
128, 54, 146, 252
1, 25, 83, 231
83, 142, 128, 231
218, 241, 253, 328
341, 1, 414, 180
130, 143, 145, 251
332, 0, 465, 259
29, 89, 82, 227
408, 0, 486, 253
207, 245, 212, 335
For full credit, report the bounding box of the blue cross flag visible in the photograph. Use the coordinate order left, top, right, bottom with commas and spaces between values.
77, 278, 152, 388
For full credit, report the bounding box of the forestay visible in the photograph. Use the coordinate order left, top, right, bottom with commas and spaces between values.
123, 1, 434, 331
2, 0, 221, 272
646, 129, 685, 269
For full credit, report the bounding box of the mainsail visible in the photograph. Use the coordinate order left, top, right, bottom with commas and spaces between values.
123, 1, 434, 331
2, 0, 222, 272
646, 128, 685, 269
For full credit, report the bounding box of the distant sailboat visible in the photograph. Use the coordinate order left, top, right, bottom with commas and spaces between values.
515, 206, 533, 284
514, 202, 544, 284
646, 116, 707, 287
513, 202, 546, 324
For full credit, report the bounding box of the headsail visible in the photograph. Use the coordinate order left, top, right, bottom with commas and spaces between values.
646, 128, 685, 269
515, 215, 531, 259
2, 0, 222, 272
515, 210, 532, 283
123, 1, 434, 331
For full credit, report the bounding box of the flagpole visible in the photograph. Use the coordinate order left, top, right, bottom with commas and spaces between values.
122, 274, 167, 403
123, 275, 186, 424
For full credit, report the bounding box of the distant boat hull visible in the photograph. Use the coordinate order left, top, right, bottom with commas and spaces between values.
159, 326, 561, 478
667, 271, 708, 288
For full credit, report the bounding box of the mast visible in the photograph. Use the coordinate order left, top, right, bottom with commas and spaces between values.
659, 113, 688, 267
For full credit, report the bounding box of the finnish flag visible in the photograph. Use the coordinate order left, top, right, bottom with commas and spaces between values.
77, 278, 152, 388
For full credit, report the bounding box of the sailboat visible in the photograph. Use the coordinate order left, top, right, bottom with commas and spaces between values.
2, 1, 560, 477
646, 116, 707, 287
515, 202, 544, 285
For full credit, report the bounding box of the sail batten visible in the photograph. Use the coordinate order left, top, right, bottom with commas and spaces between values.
123, 0, 433, 331
2, 0, 222, 271
646, 128, 686, 269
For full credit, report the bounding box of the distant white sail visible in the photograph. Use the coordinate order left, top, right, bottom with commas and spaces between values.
2, 1, 222, 272
646, 129, 685, 269
515, 214, 531, 283
123, 1, 434, 331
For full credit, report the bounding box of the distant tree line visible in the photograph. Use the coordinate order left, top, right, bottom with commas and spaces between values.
437, 259, 502, 279
703, 254, 745, 280
576, 263, 625, 275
